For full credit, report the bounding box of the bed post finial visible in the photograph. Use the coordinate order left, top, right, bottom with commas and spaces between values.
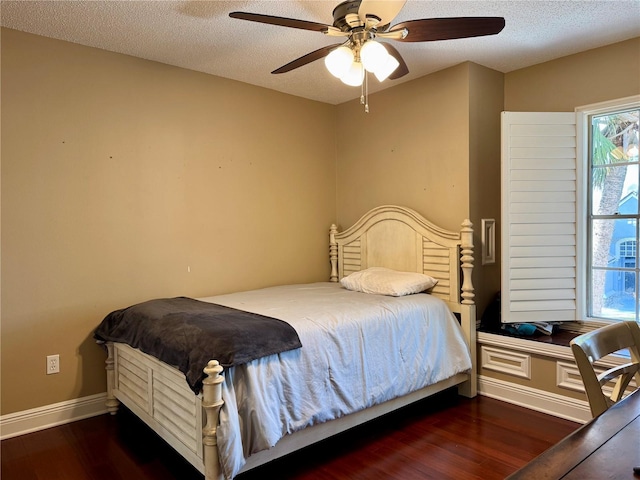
329, 223, 339, 282
460, 219, 475, 305
202, 360, 225, 480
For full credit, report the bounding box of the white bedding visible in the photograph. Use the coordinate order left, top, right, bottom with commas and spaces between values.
199, 282, 472, 479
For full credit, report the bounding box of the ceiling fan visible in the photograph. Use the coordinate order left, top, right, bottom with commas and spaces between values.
229, 0, 505, 110
229, 0, 505, 81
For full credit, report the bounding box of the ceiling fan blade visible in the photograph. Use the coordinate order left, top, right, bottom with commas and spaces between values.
381, 43, 409, 80
229, 11, 331, 32
358, 0, 406, 27
389, 17, 505, 42
272, 44, 341, 74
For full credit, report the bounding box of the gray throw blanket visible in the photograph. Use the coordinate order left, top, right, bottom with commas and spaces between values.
94, 297, 302, 393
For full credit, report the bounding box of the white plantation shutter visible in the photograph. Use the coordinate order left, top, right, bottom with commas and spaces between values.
501, 112, 578, 323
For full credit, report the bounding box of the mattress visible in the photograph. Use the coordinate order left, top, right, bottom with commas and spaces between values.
197, 282, 472, 479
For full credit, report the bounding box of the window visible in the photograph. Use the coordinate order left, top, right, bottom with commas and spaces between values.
501, 101, 639, 328
587, 104, 640, 322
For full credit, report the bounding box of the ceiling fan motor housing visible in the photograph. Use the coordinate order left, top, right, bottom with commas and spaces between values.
332, 1, 364, 31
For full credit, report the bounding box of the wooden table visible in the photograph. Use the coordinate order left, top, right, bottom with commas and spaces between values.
507, 388, 640, 479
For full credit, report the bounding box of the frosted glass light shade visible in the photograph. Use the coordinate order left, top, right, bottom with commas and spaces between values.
341, 61, 364, 86
325, 46, 354, 78
360, 40, 389, 73
373, 54, 400, 82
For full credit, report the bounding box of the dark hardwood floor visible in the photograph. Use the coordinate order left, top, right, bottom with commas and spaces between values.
1, 390, 579, 480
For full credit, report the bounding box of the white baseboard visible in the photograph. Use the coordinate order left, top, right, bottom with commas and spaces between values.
478, 375, 591, 424
0, 393, 108, 440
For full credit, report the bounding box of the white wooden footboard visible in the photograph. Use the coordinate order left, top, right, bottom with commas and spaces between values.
105, 343, 224, 480
105, 343, 470, 480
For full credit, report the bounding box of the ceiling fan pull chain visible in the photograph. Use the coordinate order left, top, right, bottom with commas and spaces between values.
361, 72, 369, 113
365, 73, 370, 113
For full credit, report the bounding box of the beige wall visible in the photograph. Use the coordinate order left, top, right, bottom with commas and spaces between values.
505, 37, 640, 112
335, 63, 471, 232
1, 28, 337, 414
468, 63, 504, 315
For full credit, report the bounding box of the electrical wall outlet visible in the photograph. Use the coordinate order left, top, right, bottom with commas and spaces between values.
47, 354, 60, 374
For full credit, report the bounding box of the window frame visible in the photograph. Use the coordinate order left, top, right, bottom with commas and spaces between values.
576, 95, 640, 325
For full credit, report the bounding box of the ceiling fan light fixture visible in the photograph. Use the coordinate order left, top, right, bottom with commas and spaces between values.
373, 54, 400, 82
340, 61, 364, 87
325, 46, 354, 78
360, 40, 389, 73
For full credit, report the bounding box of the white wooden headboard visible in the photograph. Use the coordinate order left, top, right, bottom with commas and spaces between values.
329, 205, 474, 307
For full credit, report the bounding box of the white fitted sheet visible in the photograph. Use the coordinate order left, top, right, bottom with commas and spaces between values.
199, 282, 472, 479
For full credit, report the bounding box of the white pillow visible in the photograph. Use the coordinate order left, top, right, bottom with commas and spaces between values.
340, 267, 438, 297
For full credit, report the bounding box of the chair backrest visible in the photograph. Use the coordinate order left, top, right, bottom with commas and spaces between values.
570, 321, 640, 417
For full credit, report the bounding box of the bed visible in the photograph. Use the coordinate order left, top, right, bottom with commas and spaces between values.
97, 205, 477, 480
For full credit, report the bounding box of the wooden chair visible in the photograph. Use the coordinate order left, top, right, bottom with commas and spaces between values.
570, 321, 640, 417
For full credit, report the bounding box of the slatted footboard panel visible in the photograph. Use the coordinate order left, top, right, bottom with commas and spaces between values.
113, 343, 205, 472
117, 352, 150, 411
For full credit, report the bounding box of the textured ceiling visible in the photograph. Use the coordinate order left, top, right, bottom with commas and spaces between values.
2, 1, 639, 105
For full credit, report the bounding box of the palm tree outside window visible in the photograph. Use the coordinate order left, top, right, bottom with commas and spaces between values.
589, 108, 640, 322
